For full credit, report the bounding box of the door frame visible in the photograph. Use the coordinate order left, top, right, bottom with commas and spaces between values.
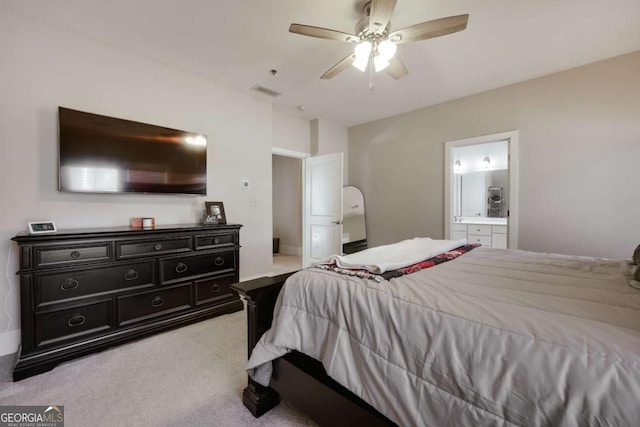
271, 148, 344, 268
272, 147, 311, 159
444, 131, 519, 248
271, 147, 309, 271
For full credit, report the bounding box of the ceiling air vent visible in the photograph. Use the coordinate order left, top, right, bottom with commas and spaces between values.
250, 84, 281, 98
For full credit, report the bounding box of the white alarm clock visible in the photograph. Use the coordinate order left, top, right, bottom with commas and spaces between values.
28, 221, 57, 234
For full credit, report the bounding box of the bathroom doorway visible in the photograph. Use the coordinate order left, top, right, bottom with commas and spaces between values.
444, 131, 519, 248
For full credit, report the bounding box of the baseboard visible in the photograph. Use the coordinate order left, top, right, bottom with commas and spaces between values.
0, 329, 20, 357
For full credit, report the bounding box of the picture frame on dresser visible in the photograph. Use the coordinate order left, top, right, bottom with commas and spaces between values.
205, 201, 226, 225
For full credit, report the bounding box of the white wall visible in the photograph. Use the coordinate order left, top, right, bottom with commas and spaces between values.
272, 108, 311, 155
349, 51, 640, 259
0, 11, 275, 353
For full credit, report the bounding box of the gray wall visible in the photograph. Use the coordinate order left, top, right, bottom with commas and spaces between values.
349, 51, 640, 258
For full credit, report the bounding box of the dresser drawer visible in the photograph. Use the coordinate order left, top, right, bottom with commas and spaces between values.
452, 224, 467, 232
452, 231, 467, 241
468, 234, 492, 247
35, 243, 111, 268
195, 232, 237, 250
160, 251, 236, 285
35, 300, 112, 347
467, 225, 492, 236
117, 284, 192, 326
116, 237, 192, 259
195, 274, 236, 306
35, 261, 155, 307
492, 233, 508, 249
492, 225, 507, 234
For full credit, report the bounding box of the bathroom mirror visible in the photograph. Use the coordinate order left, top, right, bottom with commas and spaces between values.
457, 170, 508, 219
343, 186, 367, 254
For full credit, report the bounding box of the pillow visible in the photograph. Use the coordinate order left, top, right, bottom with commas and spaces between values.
633, 244, 640, 265
630, 264, 640, 290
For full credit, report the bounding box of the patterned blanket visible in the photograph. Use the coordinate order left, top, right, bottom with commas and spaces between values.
313, 243, 479, 282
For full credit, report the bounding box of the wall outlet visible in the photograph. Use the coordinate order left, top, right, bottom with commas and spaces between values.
249, 197, 259, 207
241, 179, 250, 189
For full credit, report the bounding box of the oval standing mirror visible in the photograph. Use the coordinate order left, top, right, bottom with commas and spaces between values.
343, 186, 367, 254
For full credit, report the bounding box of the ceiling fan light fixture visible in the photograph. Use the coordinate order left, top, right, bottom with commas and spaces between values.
353, 41, 372, 72
354, 41, 372, 60
288, 0, 469, 81
377, 40, 397, 60
373, 56, 390, 72
353, 56, 369, 72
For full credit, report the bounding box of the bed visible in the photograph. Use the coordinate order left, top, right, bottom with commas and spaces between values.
232, 239, 640, 426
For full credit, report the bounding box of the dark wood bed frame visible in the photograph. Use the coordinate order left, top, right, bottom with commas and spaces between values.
232, 273, 396, 426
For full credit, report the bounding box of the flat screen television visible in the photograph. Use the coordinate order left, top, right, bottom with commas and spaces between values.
58, 107, 207, 195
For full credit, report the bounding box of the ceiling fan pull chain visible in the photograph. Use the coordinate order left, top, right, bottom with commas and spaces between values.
369, 52, 374, 91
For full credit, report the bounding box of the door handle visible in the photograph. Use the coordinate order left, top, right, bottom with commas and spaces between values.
331, 220, 343, 225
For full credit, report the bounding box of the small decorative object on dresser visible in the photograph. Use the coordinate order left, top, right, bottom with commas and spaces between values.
11, 223, 242, 381
27, 221, 57, 235
204, 201, 226, 225
130, 217, 155, 229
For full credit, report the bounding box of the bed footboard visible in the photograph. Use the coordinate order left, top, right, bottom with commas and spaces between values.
232, 272, 395, 425
231, 272, 295, 417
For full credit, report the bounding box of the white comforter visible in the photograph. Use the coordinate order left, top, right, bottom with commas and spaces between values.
314, 237, 467, 273
247, 247, 640, 426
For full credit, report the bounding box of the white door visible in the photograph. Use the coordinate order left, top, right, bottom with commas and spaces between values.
302, 153, 343, 268
460, 172, 486, 217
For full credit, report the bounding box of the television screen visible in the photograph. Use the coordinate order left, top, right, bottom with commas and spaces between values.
58, 107, 207, 195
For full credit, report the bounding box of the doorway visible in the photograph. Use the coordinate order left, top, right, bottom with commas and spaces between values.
444, 131, 519, 248
271, 148, 344, 272
272, 152, 303, 275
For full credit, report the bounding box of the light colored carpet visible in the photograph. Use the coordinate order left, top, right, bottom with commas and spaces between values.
271, 254, 301, 276
0, 309, 317, 427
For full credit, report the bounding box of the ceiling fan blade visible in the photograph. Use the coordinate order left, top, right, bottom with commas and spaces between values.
386, 56, 408, 80
369, 0, 397, 34
321, 54, 356, 79
389, 14, 469, 44
289, 24, 357, 42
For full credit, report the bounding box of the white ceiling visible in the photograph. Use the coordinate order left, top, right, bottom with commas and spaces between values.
3, 0, 639, 127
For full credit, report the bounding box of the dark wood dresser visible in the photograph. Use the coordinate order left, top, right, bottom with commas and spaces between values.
11, 223, 243, 381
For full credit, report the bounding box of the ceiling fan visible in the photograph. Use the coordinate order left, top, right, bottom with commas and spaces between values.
289, 0, 469, 82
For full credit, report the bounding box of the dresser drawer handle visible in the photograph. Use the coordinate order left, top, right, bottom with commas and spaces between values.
175, 263, 188, 273
154, 243, 163, 251
214, 257, 224, 266
70, 250, 81, 259
60, 278, 79, 290
209, 283, 220, 293
124, 269, 139, 281
67, 314, 86, 327
150, 296, 164, 308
